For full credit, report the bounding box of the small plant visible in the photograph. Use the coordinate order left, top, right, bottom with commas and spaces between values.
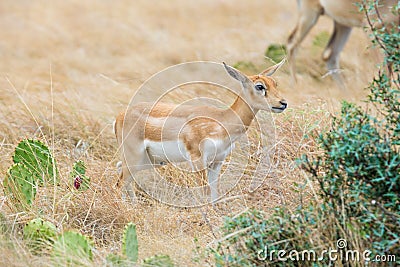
106, 222, 138, 266
13, 139, 58, 186
3, 139, 90, 210
3, 163, 37, 209
142, 254, 174, 267
312, 31, 330, 48
106, 253, 127, 267
233, 61, 258, 73
122, 222, 139, 263
211, 208, 325, 267
0, 212, 8, 234
3, 139, 58, 209
52, 230, 93, 266
23, 218, 58, 253
106, 222, 174, 267
265, 44, 286, 63
71, 160, 90, 191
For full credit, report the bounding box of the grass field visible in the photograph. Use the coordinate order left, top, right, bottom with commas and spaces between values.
0, 0, 384, 266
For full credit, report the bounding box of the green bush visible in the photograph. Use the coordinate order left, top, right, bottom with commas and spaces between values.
211, 207, 329, 267
302, 0, 400, 257
302, 99, 399, 255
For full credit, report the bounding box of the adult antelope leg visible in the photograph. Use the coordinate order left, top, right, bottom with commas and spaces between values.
287, 1, 323, 83
322, 21, 352, 89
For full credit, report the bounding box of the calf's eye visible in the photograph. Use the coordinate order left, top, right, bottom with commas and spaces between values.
255, 84, 265, 91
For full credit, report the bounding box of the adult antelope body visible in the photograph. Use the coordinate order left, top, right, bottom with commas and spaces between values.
114, 61, 287, 204
287, 0, 398, 87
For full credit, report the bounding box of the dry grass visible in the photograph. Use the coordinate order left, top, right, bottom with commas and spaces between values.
0, 0, 383, 266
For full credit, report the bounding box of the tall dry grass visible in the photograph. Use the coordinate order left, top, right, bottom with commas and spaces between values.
0, 0, 384, 266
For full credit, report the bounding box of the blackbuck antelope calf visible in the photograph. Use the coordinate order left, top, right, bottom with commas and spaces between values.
114, 61, 287, 204
287, 0, 398, 87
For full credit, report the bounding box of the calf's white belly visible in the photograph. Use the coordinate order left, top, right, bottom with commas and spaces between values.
144, 140, 189, 163
144, 138, 234, 165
